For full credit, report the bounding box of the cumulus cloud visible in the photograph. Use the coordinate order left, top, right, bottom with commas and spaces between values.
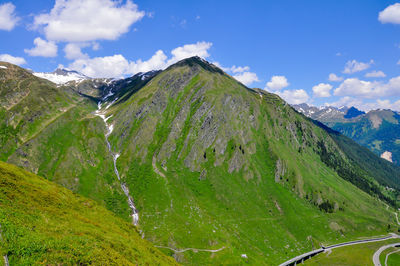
69, 41, 213, 78
276, 89, 309, 105
343, 59, 373, 74
64, 43, 89, 60
325, 97, 400, 112
33, 0, 145, 42
379, 3, 400, 24
233, 72, 259, 86
69, 54, 130, 78
328, 73, 343, 82
24, 37, 58, 57
365, 70, 386, 78
128, 50, 168, 74
212, 62, 259, 86
334, 76, 400, 98
167, 41, 212, 65
0, 2, 19, 31
312, 83, 332, 98
0, 54, 26, 65
265, 75, 289, 90
324, 96, 363, 109
230, 65, 250, 73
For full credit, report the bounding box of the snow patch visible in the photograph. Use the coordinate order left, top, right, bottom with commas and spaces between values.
33, 71, 87, 85
0, 66, 7, 69
381, 151, 393, 163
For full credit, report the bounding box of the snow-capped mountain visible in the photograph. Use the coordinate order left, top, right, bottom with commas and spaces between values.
292, 103, 354, 123
33, 68, 89, 85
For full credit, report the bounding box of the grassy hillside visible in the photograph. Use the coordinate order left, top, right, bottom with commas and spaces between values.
99, 57, 398, 264
1, 58, 400, 264
0, 62, 132, 221
0, 160, 176, 265
0, 61, 81, 159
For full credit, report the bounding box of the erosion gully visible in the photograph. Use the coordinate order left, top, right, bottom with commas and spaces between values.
95, 89, 139, 226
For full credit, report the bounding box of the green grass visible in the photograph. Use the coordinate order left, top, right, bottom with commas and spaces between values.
306, 238, 400, 266
102, 58, 399, 264
387, 249, 400, 265
2, 58, 400, 264
0, 160, 176, 265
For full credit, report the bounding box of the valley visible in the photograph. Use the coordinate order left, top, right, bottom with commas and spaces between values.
1, 58, 400, 264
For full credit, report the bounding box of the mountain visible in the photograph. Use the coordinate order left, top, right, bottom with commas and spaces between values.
344, 106, 365, 119
1, 58, 400, 264
0, 160, 176, 265
293, 103, 400, 166
293, 103, 349, 123
33, 67, 89, 85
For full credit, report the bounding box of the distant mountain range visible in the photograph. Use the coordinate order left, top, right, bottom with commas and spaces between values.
293, 103, 400, 165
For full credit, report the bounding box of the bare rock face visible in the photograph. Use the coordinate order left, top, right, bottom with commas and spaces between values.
275, 159, 286, 182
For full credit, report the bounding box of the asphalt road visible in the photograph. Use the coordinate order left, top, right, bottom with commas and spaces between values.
279, 234, 398, 266
372, 243, 400, 266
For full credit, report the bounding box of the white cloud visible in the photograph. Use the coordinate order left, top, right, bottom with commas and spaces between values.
24, 37, 58, 57
265, 75, 289, 90
334, 78, 376, 98
33, 0, 145, 42
233, 72, 259, 86
128, 50, 168, 73
365, 70, 386, 78
0, 2, 19, 31
324, 96, 363, 109
325, 97, 400, 112
368, 99, 400, 111
343, 59, 373, 74
276, 89, 309, 105
64, 43, 89, 60
328, 73, 343, 82
312, 83, 332, 97
211, 62, 258, 86
69, 54, 130, 78
0, 54, 26, 65
334, 76, 400, 98
167, 41, 212, 65
230, 65, 250, 73
69, 42, 213, 78
379, 3, 400, 24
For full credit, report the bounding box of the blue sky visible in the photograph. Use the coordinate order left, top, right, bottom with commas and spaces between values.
1, 0, 400, 111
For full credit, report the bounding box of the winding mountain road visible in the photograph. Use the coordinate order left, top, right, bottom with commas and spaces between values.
279, 234, 398, 266
372, 243, 400, 266
372, 210, 400, 266
155, 245, 226, 253
385, 248, 400, 266
280, 208, 400, 266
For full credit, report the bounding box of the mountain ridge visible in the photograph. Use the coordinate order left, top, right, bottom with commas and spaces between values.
1, 57, 399, 264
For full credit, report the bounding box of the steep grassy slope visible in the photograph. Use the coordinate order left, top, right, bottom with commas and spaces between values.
0, 61, 81, 159
96, 57, 399, 264
0, 62, 135, 221
1, 58, 400, 264
0, 161, 176, 265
